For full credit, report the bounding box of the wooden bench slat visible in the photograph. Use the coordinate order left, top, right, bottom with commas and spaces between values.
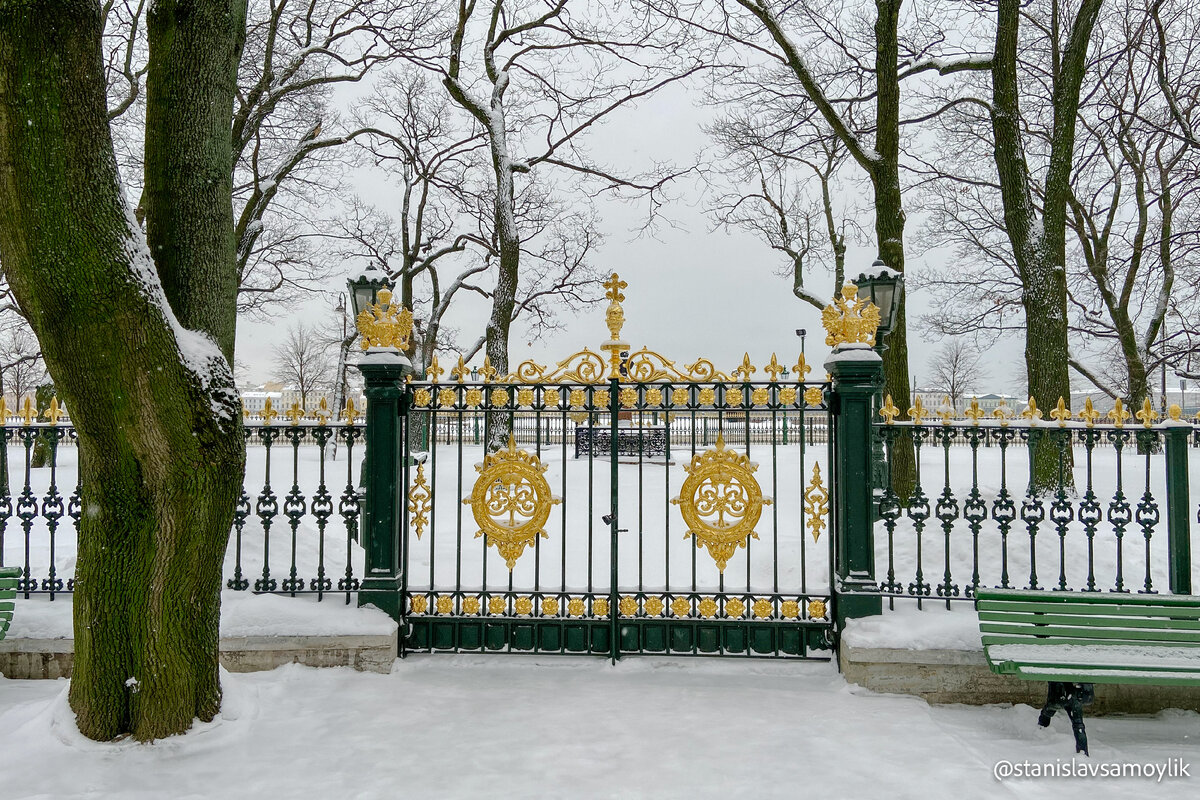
982, 633, 1200, 649
979, 610, 1200, 630
1009, 666, 1200, 686
978, 599, 1200, 618
980, 622, 1198, 643
976, 589, 1200, 607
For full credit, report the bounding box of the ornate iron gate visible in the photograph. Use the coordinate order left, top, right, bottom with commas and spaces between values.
391, 275, 836, 659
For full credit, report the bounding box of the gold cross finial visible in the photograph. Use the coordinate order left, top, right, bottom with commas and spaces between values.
603, 273, 627, 303
879, 394, 900, 424
43, 397, 65, 425
964, 397, 985, 424
285, 402, 305, 426
1050, 396, 1071, 426
1108, 398, 1130, 428
1079, 397, 1100, 427
426, 355, 444, 384
908, 395, 927, 425
19, 396, 35, 426
1136, 397, 1158, 428
764, 353, 785, 382
450, 355, 469, 383
260, 397, 278, 425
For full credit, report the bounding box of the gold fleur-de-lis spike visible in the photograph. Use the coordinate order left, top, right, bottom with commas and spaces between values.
313, 396, 332, 424
0, 396, 7, 423
792, 354, 811, 380
879, 394, 900, 424
1168, 404, 1183, 422
285, 402, 305, 426
450, 355, 470, 383
42, 397, 65, 425
426, 355, 444, 384
341, 396, 359, 423
1020, 396, 1042, 421
1135, 397, 1158, 428
764, 353, 785, 382
260, 397, 278, 425
480, 356, 498, 381
1078, 397, 1100, 427
992, 404, 1013, 426
936, 395, 955, 425
1108, 398, 1130, 428
732, 353, 756, 382
1049, 396, 1071, 427
908, 395, 927, 425
963, 397, 985, 425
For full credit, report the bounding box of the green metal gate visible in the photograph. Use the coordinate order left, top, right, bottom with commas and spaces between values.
381, 275, 838, 660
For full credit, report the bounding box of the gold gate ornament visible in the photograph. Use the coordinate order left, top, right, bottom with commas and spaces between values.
463, 437, 560, 570
671, 434, 772, 572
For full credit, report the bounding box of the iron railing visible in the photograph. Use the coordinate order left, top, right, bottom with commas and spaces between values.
873, 417, 1194, 608
0, 420, 365, 602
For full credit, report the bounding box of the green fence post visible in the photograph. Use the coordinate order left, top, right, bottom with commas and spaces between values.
829, 343, 883, 625
1163, 423, 1193, 594
355, 350, 412, 620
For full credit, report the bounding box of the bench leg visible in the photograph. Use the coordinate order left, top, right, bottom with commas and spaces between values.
1038, 682, 1095, 756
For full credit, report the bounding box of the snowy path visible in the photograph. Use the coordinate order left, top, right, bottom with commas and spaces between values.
0, 657, 1195, 799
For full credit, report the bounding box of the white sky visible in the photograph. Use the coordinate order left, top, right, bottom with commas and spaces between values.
234, 79, 1030, 395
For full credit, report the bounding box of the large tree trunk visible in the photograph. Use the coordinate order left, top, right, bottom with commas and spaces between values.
992, 0, 1100, 490
0, 0, 246, 741
873, 0, 915, 501
484, 134, 519, 451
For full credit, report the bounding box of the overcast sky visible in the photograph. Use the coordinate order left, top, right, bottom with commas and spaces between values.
234, 78, 1029, 395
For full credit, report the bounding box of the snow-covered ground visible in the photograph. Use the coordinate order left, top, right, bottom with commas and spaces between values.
0, 657, 1195, 799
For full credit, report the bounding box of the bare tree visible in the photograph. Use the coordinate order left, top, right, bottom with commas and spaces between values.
0, 322, 45, 406
272, 323, 334, 410
928, 340, 987, 411
433, 0, 702, 399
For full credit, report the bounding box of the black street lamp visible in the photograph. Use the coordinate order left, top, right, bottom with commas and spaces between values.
853, 259, 904, 348
347, 261, 390, 319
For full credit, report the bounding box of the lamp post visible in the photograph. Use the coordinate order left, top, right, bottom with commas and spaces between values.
852, 259, 904, 501
347, 261, 390, 320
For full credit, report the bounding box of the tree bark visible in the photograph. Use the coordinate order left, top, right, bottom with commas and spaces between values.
991, 0, 1100, 490
0, 0, 246, 741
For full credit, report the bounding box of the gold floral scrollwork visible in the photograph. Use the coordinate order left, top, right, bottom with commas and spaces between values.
463, 437, 560, 570
438, 388, 457, 408
780, 387, 798, 406
752, 599, 773, 619
517, 388, 536, 408
357, 288, 414, 351
619, 596, 638, 616
803, 387, 824, 407
671, 434, 773, 572
413, 388, 432, 408
671, 597, 691, 617
464, 388, 483, 408
594, 598, 609, 616
619, 387, 638, 408
644, 597, 664, 616
410, 594, 428, 614
780, 600, 800, 619
751, 387, 770, 407
803, 463, 828, 543
645, 387, 663, 407
408, 462, 432, 540
698, 597, 718, 618
435, 595, 454, 615
725, 598, 745, 618
488, 596, 505, 615
542, 598, 559, 616
514, 596, 534, 616
568, 598, 586, 617
463, 597, 481, 615
821, 283, 881, 347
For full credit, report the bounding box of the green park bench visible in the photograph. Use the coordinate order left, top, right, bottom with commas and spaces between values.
977, 588, 1200, 755
0, 566, 19, 642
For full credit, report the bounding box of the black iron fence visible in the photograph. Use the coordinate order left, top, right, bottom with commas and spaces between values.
0, 420, 366, 603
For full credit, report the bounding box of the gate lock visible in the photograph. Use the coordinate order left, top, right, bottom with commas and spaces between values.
601, 513, 628, 533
